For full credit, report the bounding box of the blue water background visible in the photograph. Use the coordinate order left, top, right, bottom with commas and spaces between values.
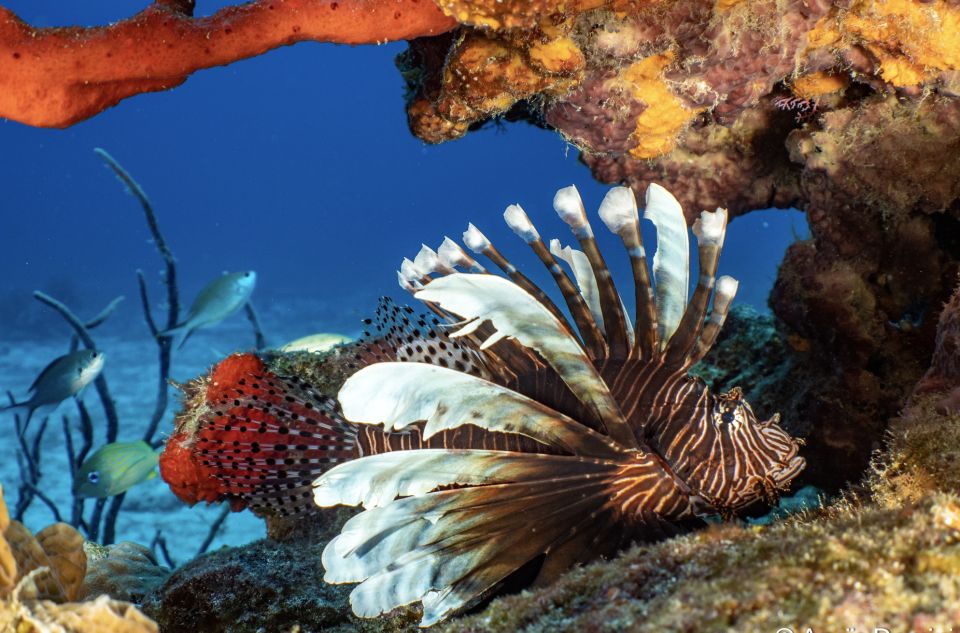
0, 2, 806, 554
1, 1, 805, 345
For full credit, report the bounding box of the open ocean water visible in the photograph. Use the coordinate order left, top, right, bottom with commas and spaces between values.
0, 1, 806, 562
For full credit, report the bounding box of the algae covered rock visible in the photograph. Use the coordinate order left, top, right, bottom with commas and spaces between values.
444, 495, 960, 632
82, 541, 170, 604
141, 520, 419, 633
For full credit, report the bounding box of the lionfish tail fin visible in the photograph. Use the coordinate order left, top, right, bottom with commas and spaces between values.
314, 450, 622, 626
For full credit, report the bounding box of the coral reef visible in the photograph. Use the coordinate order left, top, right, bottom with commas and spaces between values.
0, 0, 455, 127
0, 485, 158, 632
769, 96, 960, 488
1, 486, 87, 603
913, 275, 960, 409
11, 595, 159, 633
869, 279, 960, 507
398, 2, 960, 494
397, 3, 960, 494
6, 6, 959, 494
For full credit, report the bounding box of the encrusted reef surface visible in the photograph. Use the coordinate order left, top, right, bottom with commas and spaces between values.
399, 0, 960, 491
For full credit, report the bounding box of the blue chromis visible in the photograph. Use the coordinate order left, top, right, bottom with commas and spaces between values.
74, 440, 160, 498
1, 349, 105, 427
158, 271, 256, 348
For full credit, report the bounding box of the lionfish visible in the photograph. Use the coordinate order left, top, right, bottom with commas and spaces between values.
310, 183, 805, 625
158, 183, 804, 627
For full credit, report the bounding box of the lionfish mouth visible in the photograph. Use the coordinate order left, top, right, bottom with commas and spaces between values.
761, 424, 805, 487
310, 182, 806, 626
769, 452, 806, 489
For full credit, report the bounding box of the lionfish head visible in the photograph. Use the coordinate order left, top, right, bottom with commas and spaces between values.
312, 182, 806, 626
703, 386, 805, 511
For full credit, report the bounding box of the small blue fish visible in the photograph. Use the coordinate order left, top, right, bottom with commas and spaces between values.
159, 271, 256, 349
74, 440, 160, 498
1, 349, 105, 428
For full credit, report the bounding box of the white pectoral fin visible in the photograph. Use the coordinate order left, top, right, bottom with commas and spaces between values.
319, 452, 616, 626
312, 449, 612, 509
337, 362, 622, 458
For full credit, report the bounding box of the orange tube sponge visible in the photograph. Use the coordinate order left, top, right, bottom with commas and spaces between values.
0, 0, 457, 128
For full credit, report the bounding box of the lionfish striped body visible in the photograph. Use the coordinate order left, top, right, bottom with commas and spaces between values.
311, 183, 805, 625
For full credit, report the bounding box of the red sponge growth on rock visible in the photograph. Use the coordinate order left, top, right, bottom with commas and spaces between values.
159, 353, 358, 517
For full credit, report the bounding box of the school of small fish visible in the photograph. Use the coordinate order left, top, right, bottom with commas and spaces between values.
3, 270, 257, 499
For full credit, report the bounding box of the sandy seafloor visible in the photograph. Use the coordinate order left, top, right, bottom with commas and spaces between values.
0, 293, 370, 567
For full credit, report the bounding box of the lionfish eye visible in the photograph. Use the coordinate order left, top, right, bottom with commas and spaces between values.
87, 471, 100, 484
720, 410, 736, 425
